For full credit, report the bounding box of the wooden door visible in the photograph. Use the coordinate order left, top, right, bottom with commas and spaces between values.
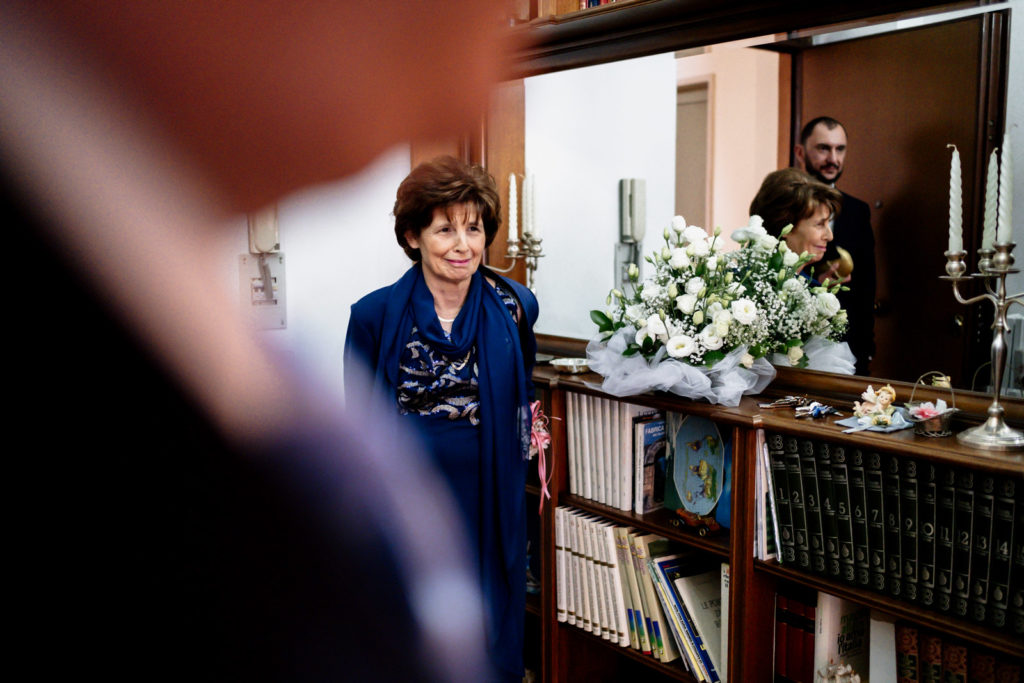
795, 17, 986, 386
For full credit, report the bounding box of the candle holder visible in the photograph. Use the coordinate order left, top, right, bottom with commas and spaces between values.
490, 232, 544, 291
942, 242, 1024, 452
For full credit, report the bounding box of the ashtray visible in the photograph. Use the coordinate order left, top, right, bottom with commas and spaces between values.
550, 357, 589, 374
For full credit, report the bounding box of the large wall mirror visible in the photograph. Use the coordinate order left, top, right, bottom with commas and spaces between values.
500, 0, 1022, 398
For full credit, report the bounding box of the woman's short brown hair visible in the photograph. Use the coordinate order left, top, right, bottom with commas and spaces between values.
749, 168, 842, 237
393, 156, 501, 260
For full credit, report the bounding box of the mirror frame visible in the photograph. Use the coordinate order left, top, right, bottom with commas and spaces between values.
507, 0, 1022, 421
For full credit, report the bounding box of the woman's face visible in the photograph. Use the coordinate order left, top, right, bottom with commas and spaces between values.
784, 203, 833, 265
406, 203, 486, 288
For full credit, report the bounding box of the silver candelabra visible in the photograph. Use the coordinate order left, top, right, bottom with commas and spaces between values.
943, 241, 1024, 451
490, 232, 543, 291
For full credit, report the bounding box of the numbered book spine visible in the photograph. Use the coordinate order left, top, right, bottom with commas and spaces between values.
768, 432, 795, 565
951, 468, 975, 619
969, 474, 995, 624
785, 436, 811, 571
987, 477, 1015, 631
831, 446, 856, 585
799, 438, 826, 575
918, 464, 938, 609
899, 458, 919, 604
883, 454, 903, 598
864, 451, 888, 593
815, 440, 841, 578
849, 449, 872, 588
935, 466, 957, 614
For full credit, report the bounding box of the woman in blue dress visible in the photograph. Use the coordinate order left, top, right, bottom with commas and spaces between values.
750, 167, 843, 281
345, 156, 538, 683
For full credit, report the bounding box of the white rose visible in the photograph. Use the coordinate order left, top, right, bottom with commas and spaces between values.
676, 293, 698, 315
699, 325, 724, 350
816, 292, 841, 318
730, 298, 757, 325
782, 249, 799, 267
645, 314, 668, 340
640, 282, 663, 302
625, 304, 646, 323
787, 345, 804, 364
669, 248, 690, 269
671, 216, 687, 232
683, 225, 707, 244
685, 277, 705, 296
666, 334, 695, 359
740, 352, 755, 369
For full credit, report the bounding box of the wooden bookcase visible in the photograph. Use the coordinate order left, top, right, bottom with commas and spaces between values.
526, 362, 1023, 682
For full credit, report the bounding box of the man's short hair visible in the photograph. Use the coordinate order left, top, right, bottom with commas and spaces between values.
799, 116, 846, 146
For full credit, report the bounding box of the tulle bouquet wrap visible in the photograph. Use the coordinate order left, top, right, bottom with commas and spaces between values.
588, 216, 854, 406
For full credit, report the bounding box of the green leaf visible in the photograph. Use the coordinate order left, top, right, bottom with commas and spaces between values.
623, 344, 640, 357
784, 338, 802, 349
590, 309, 613, 331
703, 350, 726, 366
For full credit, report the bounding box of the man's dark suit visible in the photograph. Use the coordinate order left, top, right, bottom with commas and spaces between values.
827, 191, 876, 376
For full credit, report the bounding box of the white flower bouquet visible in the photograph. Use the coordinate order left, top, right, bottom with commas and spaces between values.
587, 216, 854, 405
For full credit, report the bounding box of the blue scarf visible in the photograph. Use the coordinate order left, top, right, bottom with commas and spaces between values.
374, 263, 530, 673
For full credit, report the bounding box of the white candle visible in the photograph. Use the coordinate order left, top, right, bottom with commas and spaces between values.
508, 173, 518, 243
997, 133, 1013, 244
947, 144, 962, 252
982, 149, 998, 251
528, 173, 538, 239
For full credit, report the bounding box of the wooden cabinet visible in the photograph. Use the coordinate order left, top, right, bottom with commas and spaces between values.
527, 364, 1023, 682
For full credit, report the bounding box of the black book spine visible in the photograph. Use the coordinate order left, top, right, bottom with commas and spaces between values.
918, 464, 938, 609
865, 451, 887, 594
831, 446, 856, 585
900, 458, 919, 603
849, 449, 872, 588
951, 468, 975, 619
768, 433, 796, 566
884, 454, 903, 598
935, 466, 957, 614
785, 436, 810, 571
815, 441, 841, 579
1012, 485, 1024, 636
988, 476, 1016, 631
800, 438, 826, 575
969, 474, 995, 624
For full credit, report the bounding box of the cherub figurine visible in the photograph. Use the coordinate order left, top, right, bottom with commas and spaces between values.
853, 384, 897, 419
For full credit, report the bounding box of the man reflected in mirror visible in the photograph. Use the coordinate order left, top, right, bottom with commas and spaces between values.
795, 116, 876, 377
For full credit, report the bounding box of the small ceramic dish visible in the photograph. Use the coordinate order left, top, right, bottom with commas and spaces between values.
550, 357, 589, 374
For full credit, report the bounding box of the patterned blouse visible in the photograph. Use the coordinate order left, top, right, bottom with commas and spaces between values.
397, 282, 519, 425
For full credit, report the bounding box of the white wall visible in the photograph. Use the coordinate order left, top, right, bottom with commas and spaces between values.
525, 52, 678, 340
216, 146, 412, 396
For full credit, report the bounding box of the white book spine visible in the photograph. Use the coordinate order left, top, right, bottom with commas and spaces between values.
594, 521, 617, 643
567, 393, 578, 496
589, 395, 603, 504
615, 526, 646, 652
603, 524, 630, 646
573, 512, 593, 633
569, 511, 586, 630
583, 516, 609, 639
580, 395, 592, 501
555, 506, 568, 623
720, 563, 730, 683
601, 397, 613, 506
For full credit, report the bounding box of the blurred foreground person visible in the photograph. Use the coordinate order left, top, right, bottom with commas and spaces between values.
2, 2, 514, 681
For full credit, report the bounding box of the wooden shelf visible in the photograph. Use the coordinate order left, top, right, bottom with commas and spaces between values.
561, 623, 699, 682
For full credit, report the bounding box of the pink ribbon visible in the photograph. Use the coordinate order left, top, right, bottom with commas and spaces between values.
530, 400, 554, 513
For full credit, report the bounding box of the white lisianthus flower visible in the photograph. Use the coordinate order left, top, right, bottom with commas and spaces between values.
835, 309, 849, 325
635, 327, 650, 346
782, 249, 799, 267
740, 352, 755, 369
706, 255, 719, 271
815, 291, 841, 317
727, 282, 744, 296
682, 225, 707, 244
707, 301, 724, 318
666, 334, 695, 359
645, 314, 668, 340
692, 310, 704, 325
640, 282, 663, 303
666, 320, 686, 338
699, 325, 724, 350
676, 293, 698, 315
715, 319, 730, 337
757, 234, 779, 251
731, 298, 758, 325
688, 238, 711, 256
731, 216, 768, 243
782, 278, 803, 293
787, 345, 804, 364
625, 304, 646, 323
712, 307, 732, 325
672, 215, 687, 232
669, 248, 690, 269
685, 277, 705, 296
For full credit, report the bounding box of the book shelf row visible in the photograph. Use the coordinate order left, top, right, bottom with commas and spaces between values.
756, 430, 1022, 636
555, 505, 726, 682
